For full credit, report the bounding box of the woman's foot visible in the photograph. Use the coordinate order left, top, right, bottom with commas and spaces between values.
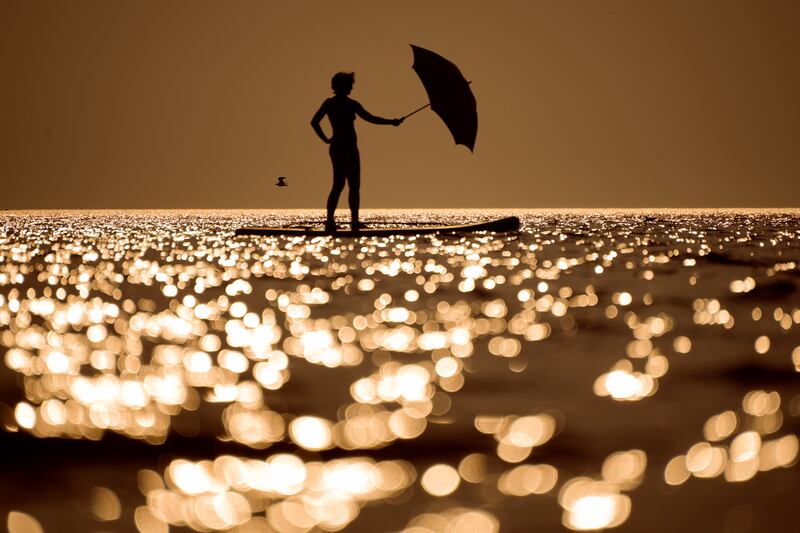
324, 220, 340, 232
351, 221, 366, 232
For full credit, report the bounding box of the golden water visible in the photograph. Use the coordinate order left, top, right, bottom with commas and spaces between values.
1, 209, 799, 532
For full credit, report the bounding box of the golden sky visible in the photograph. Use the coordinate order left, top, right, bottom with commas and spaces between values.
2, 0, 799, 208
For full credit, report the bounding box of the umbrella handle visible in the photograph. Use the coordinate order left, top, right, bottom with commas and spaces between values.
401, 103, 431, 120
401, 82, 470, 120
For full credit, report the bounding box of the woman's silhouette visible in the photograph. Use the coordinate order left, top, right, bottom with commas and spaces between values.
311, 72, 403, 231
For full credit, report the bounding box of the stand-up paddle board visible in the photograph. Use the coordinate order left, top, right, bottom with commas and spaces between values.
235, 216, 520, 237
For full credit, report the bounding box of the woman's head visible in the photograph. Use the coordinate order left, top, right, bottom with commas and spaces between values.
331, 72, 355, 95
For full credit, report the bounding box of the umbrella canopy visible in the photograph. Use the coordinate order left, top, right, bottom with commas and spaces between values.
409, 44, 477, 152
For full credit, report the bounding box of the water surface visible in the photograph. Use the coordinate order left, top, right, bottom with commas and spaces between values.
1, 209, 799, 532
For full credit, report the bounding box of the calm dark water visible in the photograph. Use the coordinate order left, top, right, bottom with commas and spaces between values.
1, 209, 799, 533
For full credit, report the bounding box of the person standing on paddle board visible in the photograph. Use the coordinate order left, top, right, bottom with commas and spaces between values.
311, 72, 404, 231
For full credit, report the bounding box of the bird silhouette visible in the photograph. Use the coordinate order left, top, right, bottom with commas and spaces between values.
276, 177, 288, 187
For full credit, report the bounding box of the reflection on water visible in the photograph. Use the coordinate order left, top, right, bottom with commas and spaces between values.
1, 209, 799, 532
140, 454, 415, 531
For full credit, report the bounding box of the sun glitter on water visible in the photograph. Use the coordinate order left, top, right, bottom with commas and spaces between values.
1, 209, 800, 532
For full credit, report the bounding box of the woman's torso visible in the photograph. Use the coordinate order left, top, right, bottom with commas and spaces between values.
326, 96, 358, 145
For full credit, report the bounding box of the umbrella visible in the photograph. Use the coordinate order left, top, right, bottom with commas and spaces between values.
403, 44, 477, 152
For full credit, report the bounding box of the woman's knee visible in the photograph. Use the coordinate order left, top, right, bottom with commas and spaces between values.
347, 171, 360, 189
330, 174, 346, 191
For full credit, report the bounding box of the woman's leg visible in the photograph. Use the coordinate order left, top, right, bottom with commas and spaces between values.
327, 148, 347, 223
347, 149, 361, 225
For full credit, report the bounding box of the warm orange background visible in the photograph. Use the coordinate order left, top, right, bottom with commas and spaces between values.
2, 1, 799, 208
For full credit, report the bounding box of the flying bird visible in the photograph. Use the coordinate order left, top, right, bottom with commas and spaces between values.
276, 177, 288, 187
